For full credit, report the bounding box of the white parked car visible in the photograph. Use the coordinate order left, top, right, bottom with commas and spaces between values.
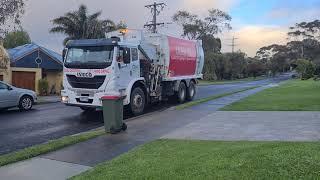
0, 81, 37, 111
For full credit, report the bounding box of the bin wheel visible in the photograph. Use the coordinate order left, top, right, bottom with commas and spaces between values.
122, 123, 127, 131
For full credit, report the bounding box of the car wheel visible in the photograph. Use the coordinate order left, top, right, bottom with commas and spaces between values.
19, 95, 33, 111
177, 82, 187, 103
130, 87, 145, 116
186, 81, 196, 101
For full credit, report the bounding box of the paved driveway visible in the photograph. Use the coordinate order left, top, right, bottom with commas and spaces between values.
163, 111, 320, 141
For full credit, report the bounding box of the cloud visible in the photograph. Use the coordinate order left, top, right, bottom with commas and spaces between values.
182, 0, 237, 15
20, 0, 237, 53
266, 7, 320, 25
221, 25, 288, 56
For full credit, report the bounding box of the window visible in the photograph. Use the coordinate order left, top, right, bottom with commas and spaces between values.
131, 48, 138, 61
118, 47, 131, 64
0, 82, 8, 90
65, 46, 114, 69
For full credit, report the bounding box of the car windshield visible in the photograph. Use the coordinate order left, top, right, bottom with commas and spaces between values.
65, 46, 114, 69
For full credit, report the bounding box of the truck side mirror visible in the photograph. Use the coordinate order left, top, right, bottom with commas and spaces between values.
62, 48, 67, 61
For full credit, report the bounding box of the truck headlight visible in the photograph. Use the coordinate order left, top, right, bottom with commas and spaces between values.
61, 96, 69, 103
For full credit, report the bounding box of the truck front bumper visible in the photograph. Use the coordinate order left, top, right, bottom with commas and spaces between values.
61, 90, 104, 107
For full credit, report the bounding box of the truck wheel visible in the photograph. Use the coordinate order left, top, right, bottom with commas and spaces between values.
130, 87, 145, 116
18, 95, 33, 111
186, 81, 196, 101
177, 82, 187, 103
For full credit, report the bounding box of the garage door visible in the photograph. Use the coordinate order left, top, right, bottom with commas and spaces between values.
0, 75, 3, 81
12, 71, 36, 91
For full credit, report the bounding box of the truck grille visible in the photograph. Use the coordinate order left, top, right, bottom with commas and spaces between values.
67, 75, 106, 89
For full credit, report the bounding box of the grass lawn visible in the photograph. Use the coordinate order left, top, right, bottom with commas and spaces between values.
222, 79, 320, 111
175, 86, 259, 110
199, 76, 265, 85
71, 139, 320, 180
0, 129, 105, 167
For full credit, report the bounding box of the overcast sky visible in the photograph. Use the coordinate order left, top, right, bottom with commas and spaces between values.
20, 0, 320, 56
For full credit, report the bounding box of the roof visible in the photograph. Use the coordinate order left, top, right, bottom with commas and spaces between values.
66, 38, 119, 47
7, 43, 62, 64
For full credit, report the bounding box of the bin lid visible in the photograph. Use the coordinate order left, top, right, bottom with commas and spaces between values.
101, 95, 122, 100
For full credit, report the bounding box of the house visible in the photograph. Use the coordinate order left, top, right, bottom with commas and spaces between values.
0, 43, 63, 94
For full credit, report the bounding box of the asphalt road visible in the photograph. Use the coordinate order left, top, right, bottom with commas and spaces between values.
0, 74, 291, 155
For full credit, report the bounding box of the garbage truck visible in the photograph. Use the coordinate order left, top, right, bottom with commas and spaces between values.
61, 29, 204, 115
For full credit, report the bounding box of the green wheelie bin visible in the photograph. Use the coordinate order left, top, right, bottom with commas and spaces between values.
101, 95, 127, 134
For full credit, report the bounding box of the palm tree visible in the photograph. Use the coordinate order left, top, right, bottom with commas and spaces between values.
50, 4, 116, 44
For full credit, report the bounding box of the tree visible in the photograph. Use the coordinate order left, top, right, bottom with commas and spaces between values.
50, 4, 120, 45
0, 0, 25, 39
256, 44, 291, 75
172, 9, 231, 54
3, 30, 31, 48
288, 20, 320, 41
247, 58, 266, 78
172, 9, 231, 40
0, 44, 10, 74
295, 59, 316, 80
202, 34, 221, 53
173, 9, 232, 80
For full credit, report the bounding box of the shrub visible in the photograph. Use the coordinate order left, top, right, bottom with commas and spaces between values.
38, 79, 49, 96
296, 59, 316, 80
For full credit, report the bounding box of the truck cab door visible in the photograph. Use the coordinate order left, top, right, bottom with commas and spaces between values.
130, 48, 140, 78
117, 47, 132, 90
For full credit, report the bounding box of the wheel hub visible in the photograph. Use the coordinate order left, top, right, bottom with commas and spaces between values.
190, 86, 195, 97
22, 98, 32, 109
133, 94, 143, 108
180, 88, 185, 99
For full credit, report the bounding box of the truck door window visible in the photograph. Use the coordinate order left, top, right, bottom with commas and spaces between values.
118, 47, 130, 64
131, 48, 138, 61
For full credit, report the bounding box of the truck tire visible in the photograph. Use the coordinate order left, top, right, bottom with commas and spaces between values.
130, 87, 145, 116
186, 81, 196, 101
177, 82, 187, 103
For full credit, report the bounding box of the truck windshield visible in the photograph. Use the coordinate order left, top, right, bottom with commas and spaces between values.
65, 46, 114, 69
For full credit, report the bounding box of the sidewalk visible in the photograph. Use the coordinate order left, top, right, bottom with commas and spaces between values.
3, 85, 319, 180
163, 111, 320, 141
37, 96, 60, 104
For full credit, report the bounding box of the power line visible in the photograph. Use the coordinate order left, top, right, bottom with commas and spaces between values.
226, 36, 239, 53
144, 2, 167, 33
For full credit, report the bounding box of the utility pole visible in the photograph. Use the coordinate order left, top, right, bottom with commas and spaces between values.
144, 2, 166, 33
227, 36, 239, 53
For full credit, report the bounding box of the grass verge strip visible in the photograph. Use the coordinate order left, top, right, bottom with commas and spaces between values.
0, 129, 105, 167
70, 139, 320, 180
176, 86, 259, 110
222, 79, 320, 111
